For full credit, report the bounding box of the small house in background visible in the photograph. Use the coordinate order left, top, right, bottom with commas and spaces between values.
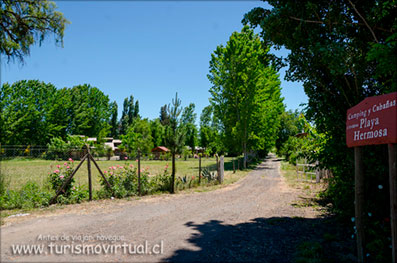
187, 146, 205, 155
151, 146, 170, 160
87, 137, 97, 143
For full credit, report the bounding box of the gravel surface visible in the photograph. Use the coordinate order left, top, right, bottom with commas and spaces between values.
1, 155, 329, 262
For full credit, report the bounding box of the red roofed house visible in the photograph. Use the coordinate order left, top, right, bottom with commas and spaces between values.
151, 146, 170, 160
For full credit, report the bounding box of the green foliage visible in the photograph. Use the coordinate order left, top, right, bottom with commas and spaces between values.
47, 135, 86, 159
99, 163, 150, 198
0, 0, 69, 62
199, 105, 222, 155
159, 104, 170, 126
121, 118, 153, 155
182, 103, 198, 153
0, 81, 112, 145
164, 93, 185, 155
208, 26, 284, 164
164, 93, 186, 193
0, 182, 52, 210
109, 101, 118, 138
47, 137, 69, 159
275, 109, 302, 156
119, 95, 140, 136
150, 118, 165, 147
280, 114, 327, 165
0, 80, 58, 145
148, 164, 172, 193
244, 1, 395, 259
120, 98, 129, 135
67, 84, 111, 137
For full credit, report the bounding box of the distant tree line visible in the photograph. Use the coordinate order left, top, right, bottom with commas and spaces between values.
1, 26, 284, 165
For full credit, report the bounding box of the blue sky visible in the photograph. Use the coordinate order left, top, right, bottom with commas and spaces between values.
1, 1, 307, 121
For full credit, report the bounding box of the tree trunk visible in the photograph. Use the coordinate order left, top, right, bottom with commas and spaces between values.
171, 152, 175, 194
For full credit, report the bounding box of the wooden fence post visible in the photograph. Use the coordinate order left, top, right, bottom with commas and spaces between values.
218, 156, 224, 184
355, 146, 365, 263
315, 161, 320, 183
233, 158, 236, 174
138, 149, 141, 196
87, 146, 92, 201
199, 155, 202, 184
389, 143, 397, 263
216, 154, 219, 178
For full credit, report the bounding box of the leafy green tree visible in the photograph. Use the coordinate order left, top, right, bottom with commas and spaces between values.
127, 95, 135, 126
208, 26, 283, 167
109, 101, 118, 138
181, 103, 198, 153
199, 105, 222, 155
164, 93, 185, 193
0, 80, 58, 145
121, 118, 153, 156
120, 98, 129, 135
46, 87, 71, 140
184, 124, 198, 154
150, 118, 165, 147
67, 84, 110, 137
0, 81, 113, 145
275, 109, 302, 156
0, 0, 69, 62
134, 100, 140, 119
181, 103, 197, 125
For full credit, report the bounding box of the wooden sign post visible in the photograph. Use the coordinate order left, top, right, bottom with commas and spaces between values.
346, 92, 397, 262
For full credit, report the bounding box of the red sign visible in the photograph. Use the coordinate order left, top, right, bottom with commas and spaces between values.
346, 92, 397, 147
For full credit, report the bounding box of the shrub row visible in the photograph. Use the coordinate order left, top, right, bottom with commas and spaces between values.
0, 161, 219, 210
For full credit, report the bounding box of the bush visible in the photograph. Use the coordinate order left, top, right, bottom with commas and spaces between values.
0, 182, 52, 210
56, 185, 89, 205
47, 137, 69, 159
149, 164, 172, 193
100, 163, 151, 198
48, 159, 75, 197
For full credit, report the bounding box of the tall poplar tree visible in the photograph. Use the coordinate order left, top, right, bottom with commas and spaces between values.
208, 26, 283, 167
109, 101, 118, 138
120, 98, 129, 135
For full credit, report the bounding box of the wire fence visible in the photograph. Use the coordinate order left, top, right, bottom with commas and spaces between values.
0, 145, 221, 191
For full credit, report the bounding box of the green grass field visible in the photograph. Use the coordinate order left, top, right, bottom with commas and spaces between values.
1, 157, 241, 191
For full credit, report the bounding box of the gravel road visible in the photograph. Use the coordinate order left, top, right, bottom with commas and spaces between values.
1, 155, 325, 263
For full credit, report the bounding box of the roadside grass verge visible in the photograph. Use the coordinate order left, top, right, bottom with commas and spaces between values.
280, 160, 356, 263
280, 161, 327, 209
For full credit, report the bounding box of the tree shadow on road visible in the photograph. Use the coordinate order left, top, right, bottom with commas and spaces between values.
163, 217, 355, 263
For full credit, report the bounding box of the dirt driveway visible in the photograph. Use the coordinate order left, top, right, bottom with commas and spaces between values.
1, 155, 334, 262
